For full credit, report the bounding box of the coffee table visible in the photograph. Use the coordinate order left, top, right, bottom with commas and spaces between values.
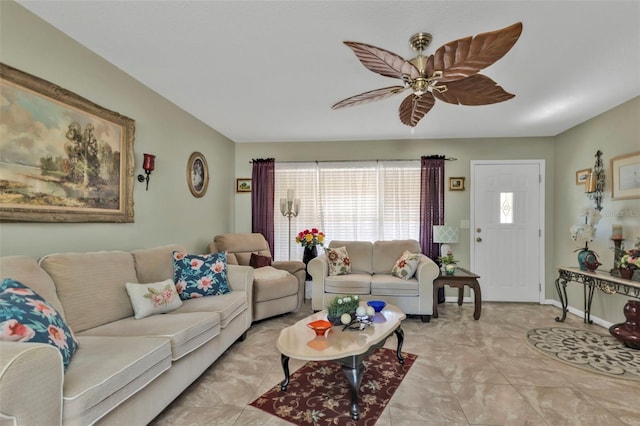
276, 304, 406, 420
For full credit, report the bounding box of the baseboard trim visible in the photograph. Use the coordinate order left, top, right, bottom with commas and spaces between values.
542, 299, 613, 329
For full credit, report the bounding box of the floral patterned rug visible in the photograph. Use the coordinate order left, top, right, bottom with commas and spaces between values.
250, 347, 416, 425
525, 327, 640, 381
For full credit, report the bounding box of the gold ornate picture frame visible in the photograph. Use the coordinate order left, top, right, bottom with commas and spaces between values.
0, 63, 135, 222
449, 177, 465, 191
187, 152, 209, 198
236, 178, 252, 193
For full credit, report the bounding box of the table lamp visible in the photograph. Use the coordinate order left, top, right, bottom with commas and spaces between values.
433, 225, 459, 258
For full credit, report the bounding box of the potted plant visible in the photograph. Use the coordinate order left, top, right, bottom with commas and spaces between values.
326, 295, 360, 325
438, 250, 458, 275
619, 238, 640, 280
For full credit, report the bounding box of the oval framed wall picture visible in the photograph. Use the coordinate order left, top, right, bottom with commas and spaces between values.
187, 151, 209, 198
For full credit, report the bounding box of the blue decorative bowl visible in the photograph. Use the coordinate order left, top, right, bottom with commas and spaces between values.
367, 300, 386, 312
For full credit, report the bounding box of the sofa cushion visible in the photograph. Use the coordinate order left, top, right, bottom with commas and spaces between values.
0, 256, 67, 318
0, 279, 79, 370
253, 274, 299, 303
173, 252, 231, 300
39, 251, 137, 333
324, 274, 371, 295
250, 253, 272, 268
79, 311, 220, 361
372, 240, 422, 274
125, 279, 183, 320
328, 241, 372, 274
169, 291, 248, 328
391, 251, 421, 280
326, 247, 352, 276
63, 335, 171, 425
253, 266, 289, 281
131, 244, 187, 283
371, 274, 420, 296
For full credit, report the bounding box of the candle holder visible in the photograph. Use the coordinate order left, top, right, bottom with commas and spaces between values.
611, 237, 625, 273
137, 153, 156, 191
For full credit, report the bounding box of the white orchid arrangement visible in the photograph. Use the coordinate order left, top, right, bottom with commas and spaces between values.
570, 207, 602, 243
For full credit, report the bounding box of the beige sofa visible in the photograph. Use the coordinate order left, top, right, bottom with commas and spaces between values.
308, 240, 439, 322
0, 244, 253, 425
209, 233, 305, 322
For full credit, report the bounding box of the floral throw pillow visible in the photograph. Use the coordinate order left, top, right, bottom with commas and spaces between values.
391, 250, 421, 280
327, 246, 351, 276
125, 279, 183, 319
0, 278, 79, 371
173, 252, 231, 300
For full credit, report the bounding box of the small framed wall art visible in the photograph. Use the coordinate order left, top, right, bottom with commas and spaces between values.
236, 178, 252, 193
576, 168, 590, 185
187, 152, 209, 198
449, 177, 465, 191
611, 151, 640, 200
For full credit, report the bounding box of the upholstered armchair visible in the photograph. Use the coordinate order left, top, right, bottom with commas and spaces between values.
209, 233, 306, 322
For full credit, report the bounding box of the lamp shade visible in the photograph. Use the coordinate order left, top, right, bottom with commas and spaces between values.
433, 225, 459, 244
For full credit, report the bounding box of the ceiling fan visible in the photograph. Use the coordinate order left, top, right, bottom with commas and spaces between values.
332, 22, 523, 127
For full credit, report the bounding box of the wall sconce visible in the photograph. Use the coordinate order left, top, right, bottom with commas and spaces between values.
137, 153, 156, 191
585, 150, 604, 211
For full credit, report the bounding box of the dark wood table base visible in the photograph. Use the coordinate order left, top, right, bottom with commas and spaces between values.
432, 267, 482, 320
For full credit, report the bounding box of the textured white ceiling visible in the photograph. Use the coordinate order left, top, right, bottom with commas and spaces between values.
17, 0, 640, 143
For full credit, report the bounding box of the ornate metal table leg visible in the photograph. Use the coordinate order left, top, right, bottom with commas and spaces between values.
394, 326, 404, 364
280, 354, 290, 391
584, 279, 595, 324
341, 360, 365, 420
555, 275, 568, 322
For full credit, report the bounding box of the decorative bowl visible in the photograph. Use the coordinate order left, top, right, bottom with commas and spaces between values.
307, 320, 332, 336
367, 300, 386, 312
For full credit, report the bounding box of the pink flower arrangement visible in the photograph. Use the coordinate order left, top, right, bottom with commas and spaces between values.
296, 228, 325, 248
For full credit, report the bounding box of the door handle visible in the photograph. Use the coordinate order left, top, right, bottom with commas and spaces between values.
476, 237, 482, 242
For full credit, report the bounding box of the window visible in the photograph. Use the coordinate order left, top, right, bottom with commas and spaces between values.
500, 192, 514, 224
274, 161, 420, 261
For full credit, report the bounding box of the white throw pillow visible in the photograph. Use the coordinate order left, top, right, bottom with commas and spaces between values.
391, 250, 421, 280
126, 279, 183, 320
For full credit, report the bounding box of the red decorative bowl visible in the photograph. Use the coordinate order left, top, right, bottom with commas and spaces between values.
307, 320, 332, 336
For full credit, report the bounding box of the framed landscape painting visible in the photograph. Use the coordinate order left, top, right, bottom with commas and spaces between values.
0, 63, 135, 222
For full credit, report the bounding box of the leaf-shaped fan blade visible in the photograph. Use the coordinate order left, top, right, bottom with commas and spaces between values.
426, 22, 522, 83
344, 41, 420, 80
433, 74, 514, 105
332, 86, 406, 109
399, 92, 435, 127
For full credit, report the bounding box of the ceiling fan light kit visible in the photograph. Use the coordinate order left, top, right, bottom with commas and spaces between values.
332, 22, 523, 127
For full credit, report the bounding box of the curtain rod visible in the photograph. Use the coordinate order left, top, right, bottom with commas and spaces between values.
250, 157, 457, 164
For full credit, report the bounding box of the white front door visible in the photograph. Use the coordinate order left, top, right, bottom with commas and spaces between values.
471, 161, 544, 302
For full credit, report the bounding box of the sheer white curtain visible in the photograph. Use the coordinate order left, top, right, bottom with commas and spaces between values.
274, 161, 420, 261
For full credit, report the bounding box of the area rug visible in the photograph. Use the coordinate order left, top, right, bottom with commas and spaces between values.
250, 347, 416, 425
526, 327, 640, 381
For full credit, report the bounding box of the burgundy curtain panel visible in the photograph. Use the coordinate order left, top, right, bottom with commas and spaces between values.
251, 158, 275, 253
419, 155, 445, 303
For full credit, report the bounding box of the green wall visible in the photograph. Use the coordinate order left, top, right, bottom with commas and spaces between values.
2, 1, 638, 326
0, 1, 236, 257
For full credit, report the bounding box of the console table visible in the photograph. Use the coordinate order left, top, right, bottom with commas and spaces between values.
554, 267, 640, 323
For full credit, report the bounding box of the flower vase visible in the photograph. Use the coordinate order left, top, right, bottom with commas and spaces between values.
303, 245, 318, 281
609, 300, 640, 349
619, 268, 634, 280
577, 246, 600, 272
445, 264, 456, 275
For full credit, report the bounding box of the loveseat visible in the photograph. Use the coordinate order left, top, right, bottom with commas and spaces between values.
0, 244, 253, 425
308, 240, 439, 322
209, 233, 305, 322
